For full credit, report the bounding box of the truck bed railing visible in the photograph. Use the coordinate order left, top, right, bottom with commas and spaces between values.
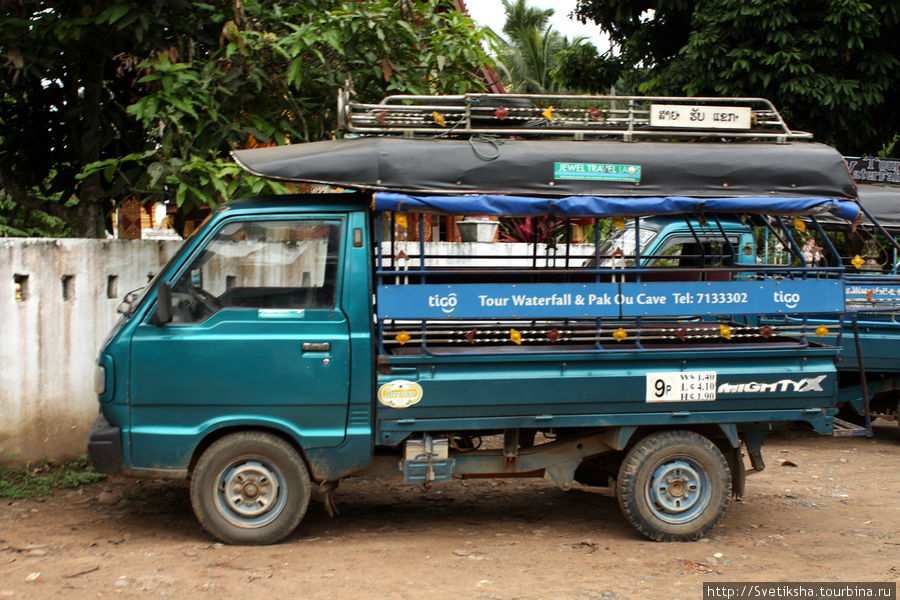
379, 317, 830, 356
844, 275, 900, 313
372, 211, 846, 357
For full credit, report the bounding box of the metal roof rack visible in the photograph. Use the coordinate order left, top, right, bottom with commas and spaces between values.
338, 90, 813, 143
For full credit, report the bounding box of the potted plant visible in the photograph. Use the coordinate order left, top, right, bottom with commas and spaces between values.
457, 215, 499, 242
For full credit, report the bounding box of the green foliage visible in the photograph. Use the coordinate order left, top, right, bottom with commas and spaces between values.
882, 134, 900, 158
574, 0, 900, 154
498, 216, 610, 248
499, 216, 559, 243
1, 1, 493, 233
88, 0, 493, 215
0, 0, 229, 236
578, 218, 612, 247
0, 192, 71, 237
0, 455, 106, 499
500, 0, 555, 37
554, 42, 621, 94
494, 0, 603, 94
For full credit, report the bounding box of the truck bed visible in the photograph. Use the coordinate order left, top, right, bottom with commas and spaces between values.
375, 341, 838, 445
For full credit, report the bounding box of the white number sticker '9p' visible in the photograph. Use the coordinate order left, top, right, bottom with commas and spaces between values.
646, 371, 717, 402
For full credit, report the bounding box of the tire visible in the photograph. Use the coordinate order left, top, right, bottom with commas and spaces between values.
190, 432, 311, 545
616, 430, 731, 542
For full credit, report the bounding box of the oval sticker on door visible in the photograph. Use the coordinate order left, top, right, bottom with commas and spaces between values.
378, 380, 423, 408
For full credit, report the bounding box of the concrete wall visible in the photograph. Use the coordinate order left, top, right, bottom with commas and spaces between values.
0, 238, 594, 463
0, 239, 181, 463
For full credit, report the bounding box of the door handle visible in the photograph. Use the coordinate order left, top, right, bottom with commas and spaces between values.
302, 342, 331, 352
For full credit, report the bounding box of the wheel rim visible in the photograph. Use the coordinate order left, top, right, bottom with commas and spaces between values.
645, 456, 711, 524
214, 459, 288, 529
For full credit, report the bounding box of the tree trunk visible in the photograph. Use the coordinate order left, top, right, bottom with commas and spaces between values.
67, 44, 110, 238
69, 173, 109, 238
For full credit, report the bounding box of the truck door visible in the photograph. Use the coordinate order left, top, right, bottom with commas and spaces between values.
127, 217, 350, 468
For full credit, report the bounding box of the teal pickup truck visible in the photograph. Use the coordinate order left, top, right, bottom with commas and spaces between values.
806, 183, 900, 427
593, 185, 900, 430
89, 94, 861, 544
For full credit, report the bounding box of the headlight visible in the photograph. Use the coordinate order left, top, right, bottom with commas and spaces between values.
94, 364, 106, 395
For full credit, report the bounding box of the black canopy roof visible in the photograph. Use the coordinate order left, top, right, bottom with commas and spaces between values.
231, 137, 856, 200
856, 184, 900, 230
809, 184, 900, 230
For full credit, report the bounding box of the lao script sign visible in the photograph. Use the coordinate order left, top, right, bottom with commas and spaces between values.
377, 280, 843, 320
650, 104, 752, 130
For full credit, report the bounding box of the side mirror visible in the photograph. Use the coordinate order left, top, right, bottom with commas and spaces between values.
153, 282, 173, 326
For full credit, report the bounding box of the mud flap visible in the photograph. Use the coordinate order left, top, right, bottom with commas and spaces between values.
725, 446, 745, 499
744, 427, 767, 474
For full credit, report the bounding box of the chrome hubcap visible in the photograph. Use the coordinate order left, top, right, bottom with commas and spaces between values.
646, 458, 710, 524
215, 460, 286, 528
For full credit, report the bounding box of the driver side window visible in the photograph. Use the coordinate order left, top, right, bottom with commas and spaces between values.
170, 219, 341, 323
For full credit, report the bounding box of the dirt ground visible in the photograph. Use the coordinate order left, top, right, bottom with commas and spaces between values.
1, 424, 898, 600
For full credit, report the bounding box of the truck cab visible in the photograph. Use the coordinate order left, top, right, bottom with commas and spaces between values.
90, 196, 375, 478
593, 216, 757, 272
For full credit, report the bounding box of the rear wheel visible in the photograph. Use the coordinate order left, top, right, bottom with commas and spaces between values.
617, 430, 731, 542
190, 432, 311, 545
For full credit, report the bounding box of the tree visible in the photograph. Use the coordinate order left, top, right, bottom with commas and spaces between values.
0, 191, 69, 237
0, 0, 493, 237
573, 0, 900, 154
491, 0, 619, 95
101, 0, 493, 217
500, 0, 554, 35
493, 0, 581, 94
0, 1, 229, 237
553, 40, 622, 95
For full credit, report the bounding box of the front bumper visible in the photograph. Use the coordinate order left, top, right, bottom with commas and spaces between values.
87, 414, 124, 474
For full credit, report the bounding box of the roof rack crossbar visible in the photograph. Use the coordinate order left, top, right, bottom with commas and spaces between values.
338, 91, 812, 142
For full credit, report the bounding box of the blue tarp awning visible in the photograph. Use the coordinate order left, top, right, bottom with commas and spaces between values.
374, 192, 860, 221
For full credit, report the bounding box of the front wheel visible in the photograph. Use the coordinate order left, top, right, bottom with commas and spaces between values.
617, 430, 731, 542
190, 432, 311, 545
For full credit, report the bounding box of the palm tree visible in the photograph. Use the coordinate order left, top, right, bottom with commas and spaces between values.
493, 0, 586, 94
500, 0, 553, 38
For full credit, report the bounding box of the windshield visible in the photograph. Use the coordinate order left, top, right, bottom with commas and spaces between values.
117, 211, 218, 318
595, 224, 659, 266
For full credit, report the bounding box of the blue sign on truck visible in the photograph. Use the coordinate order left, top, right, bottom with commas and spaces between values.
378, 280, 844, 319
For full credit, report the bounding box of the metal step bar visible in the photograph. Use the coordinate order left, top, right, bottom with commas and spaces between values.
832, 417, 869, 437
338, 90, 813, 143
